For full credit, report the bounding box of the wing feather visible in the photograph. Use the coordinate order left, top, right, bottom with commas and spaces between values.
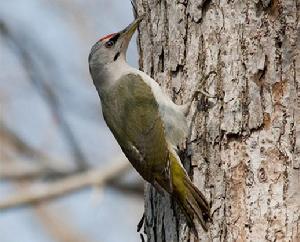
101, 73, 169, 182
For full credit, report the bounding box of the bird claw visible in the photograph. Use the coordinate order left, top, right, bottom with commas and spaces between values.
194, 71, 217, 99
193, 88, 216, 99
197, 98, 215, 112
182, 71, 217, 116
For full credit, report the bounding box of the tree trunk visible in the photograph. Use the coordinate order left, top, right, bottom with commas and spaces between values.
135, 0, 300, 241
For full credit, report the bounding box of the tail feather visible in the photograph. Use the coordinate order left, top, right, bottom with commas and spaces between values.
183, 177, 210, 217
168, 152, 211, 232
183, 177, 209, 231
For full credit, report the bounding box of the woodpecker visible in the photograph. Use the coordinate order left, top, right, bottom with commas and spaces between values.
88, 16, 210, 232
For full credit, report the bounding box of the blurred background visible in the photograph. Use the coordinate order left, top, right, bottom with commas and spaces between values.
0, 1, 144, 242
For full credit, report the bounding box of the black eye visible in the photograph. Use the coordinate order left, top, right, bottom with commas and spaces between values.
105, 40, 114, 48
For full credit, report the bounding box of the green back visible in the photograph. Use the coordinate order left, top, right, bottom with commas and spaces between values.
100, 73, 168, 182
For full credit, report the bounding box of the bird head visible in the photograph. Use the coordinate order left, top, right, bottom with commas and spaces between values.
88, 15, 144, 84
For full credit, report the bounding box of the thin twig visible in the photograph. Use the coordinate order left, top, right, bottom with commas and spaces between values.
0, 113, 81, 176
0, 164, 51, 180
0, 157, 130, 210
0, 20, 89, 171
0, 123, 49, 164
12, 182, 99, 242
35, 205, 99, 242
0, 166, 78, 180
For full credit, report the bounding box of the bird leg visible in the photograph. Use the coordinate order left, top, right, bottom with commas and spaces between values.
181, 71, 217, 116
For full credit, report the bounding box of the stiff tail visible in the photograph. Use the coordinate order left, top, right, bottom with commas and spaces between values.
181, 176, 210, 231
169, 152, 211, 232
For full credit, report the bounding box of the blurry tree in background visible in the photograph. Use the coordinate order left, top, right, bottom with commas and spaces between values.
0, 1, 143, 242
135, 0, 300, 241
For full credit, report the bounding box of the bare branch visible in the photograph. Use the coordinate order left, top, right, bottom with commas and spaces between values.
0, 20, 89, 170
13, 182, 99, 242
0, 157, 130, 210
0, 163, 143, 196
0, 162, 79, 180
0, 164, 49, 180
35, 205, 99, 242
109, 179, 144, 195
0, 123, 49, 162
0, 135, 143, 195
0, 123, 75, 173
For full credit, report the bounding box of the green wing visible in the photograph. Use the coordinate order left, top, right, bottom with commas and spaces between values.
101, 73, 169, 182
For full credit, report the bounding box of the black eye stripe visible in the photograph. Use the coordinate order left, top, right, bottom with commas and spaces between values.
109, 33, 120, 43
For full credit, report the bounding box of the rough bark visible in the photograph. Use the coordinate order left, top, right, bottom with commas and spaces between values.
135, 0, 300, 241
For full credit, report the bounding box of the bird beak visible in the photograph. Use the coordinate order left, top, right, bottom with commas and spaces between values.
119, 15, 144, 53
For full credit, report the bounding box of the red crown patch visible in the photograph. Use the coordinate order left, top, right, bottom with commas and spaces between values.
99, 33, 115, 42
